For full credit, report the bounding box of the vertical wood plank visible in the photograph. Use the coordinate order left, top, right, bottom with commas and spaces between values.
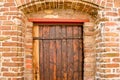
33, 26, 40, 80
39, 26, 43, 80
61, 26, 67, 80
42, 26, 50, 80
53, 26, 57, 80
67, 26, 73, 80
49, 26, 56, 80
73, 26, 79, 80
56, 26, 62, 80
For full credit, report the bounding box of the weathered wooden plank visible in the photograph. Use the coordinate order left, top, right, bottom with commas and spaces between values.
39, 26, 43, 80
56, 26, 62, 80
49, 40, 54, 80
73, 26, 79, 80
42, 26, 50, 80
33, 26, 40, 80
53, 40, 57, 80
61, 26, 67, 80
67, 26, 73, 80
49, 26, 56, 80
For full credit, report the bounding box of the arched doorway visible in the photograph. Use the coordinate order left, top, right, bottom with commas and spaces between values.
15, 1, 103, 80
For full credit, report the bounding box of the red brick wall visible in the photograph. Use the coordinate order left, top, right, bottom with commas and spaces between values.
0, 0, 26, 80
95, 0, 120, 79
0, 0, 120, 80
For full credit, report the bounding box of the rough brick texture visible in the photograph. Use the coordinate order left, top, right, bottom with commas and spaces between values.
0, 0, 120, 80
0, 0, 26, 80
95, 0, 120, 79
83, 22, 96, 80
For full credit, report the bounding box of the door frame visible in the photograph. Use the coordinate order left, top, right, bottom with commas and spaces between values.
31, 18, 89, 80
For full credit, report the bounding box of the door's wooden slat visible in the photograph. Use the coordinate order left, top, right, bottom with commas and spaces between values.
39, 26, 43, 80
42, 26, 46, 80
53, 27, 57, 80
42, 26, 50, 80
56, 26, 62, 80
49, 26, 56, 80
73, 26, 79, 80
61, 26, 67, 80
49, 40, 54, 80
67, 26, 73, 80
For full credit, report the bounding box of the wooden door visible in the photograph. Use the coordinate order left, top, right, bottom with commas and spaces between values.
36, 25, 83, 80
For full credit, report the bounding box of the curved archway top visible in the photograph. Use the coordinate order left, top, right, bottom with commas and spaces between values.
15, 0, 104, 18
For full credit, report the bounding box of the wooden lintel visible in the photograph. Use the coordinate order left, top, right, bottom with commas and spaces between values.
28, 18, 89, 23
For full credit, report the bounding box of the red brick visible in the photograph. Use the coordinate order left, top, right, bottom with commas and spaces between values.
1, 68, 8, 71
0, 16, 7, 20
3, 12, 19, 15
2, 42, 18, 46
4, 3, 15, 7
26, 59, 32, 63
2, 53, 19, 57
0, 8, 9, 12
3, 73, 23, 76
105, 43, 119, 47
3, 21, 14, 25
0, 26, 11, 30
26, 64, 32, 69
106, 12, 118, 16
112, 58, 120, 62
2, 31, 21, 36
10, 7, 18, 11
12, 58, 24, 62
25, 45, 32, 49
102, 53, 119, 57
2, 48, 11, 52
2, 63, 24, 67
104, 74, 119, 78
104, 48, 111, 52
106, 3, 113, 7
104, 33, 119, 36
105, 22, 117, 26
105, 64, 119, 68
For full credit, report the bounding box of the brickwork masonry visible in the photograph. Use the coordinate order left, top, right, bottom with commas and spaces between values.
0, 0, 120, 80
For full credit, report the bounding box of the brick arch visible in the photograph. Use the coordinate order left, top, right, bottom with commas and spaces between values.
15, 0, 105, 18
